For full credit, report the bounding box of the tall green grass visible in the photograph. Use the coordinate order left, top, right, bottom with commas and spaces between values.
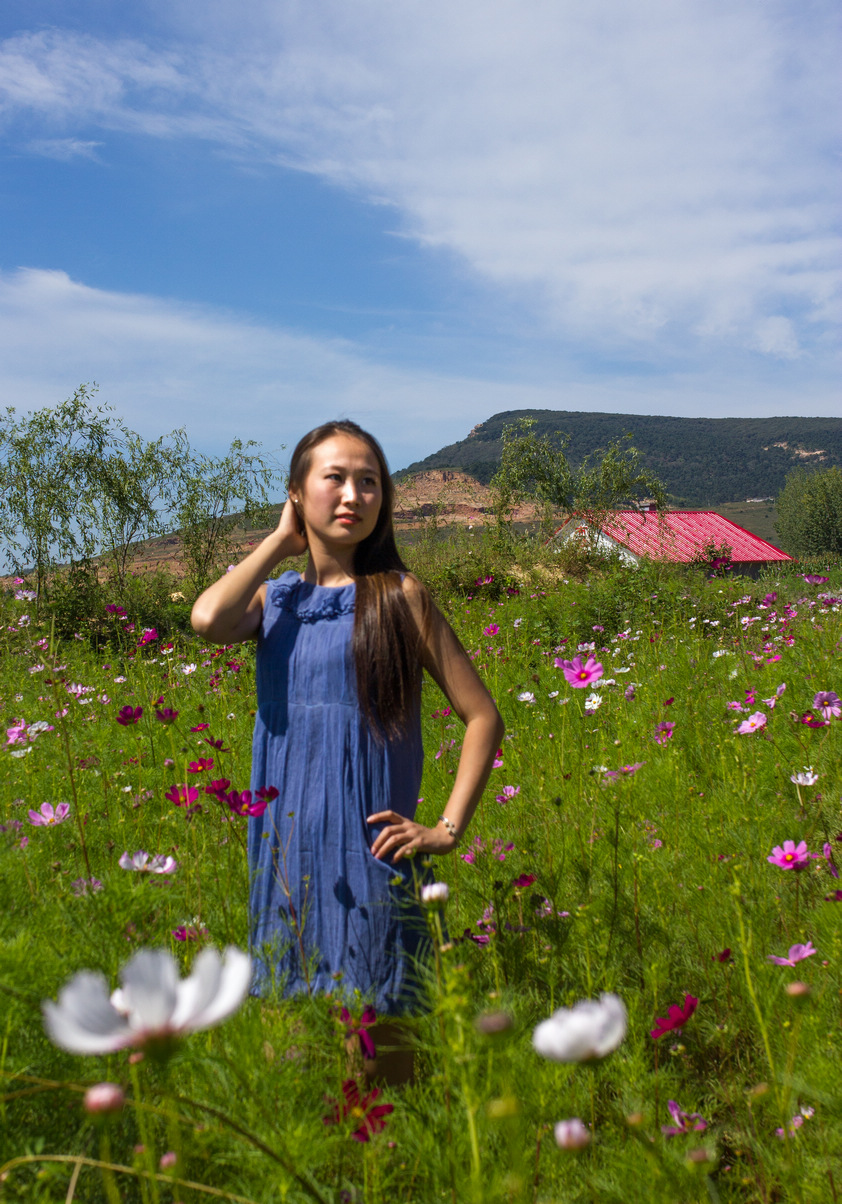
1, 535, 840, 1203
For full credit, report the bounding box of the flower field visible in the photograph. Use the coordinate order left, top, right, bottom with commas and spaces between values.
1, 547, 840, 1203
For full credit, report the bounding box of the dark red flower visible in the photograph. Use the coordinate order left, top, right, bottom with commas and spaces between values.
713, 948, 732, 964
512, 873, 537, 889
650, 994, 698, 1040
190, 723, 210, 732
205, 779, 232, 798
155, 708, 179, 724
254, 786, 279, 804
324, 1079, 393, 1142
116, 705, 143, 726
338, 1005, 378, 1060
800, 711, 828, 729
204, 737, 230, 752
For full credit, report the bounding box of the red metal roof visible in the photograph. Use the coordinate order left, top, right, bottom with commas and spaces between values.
559, 511, 793, 563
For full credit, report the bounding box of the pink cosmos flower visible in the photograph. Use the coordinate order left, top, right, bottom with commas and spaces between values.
556, 655, 604, 688
802, 575, 829, 585
650, 994, 698, 1040
823, 843, 839, 879
604, 762, 645, 780
767, 840, 812, 870
190, 723, 210, 732
654, 721, 675, 745
495, 785, 521, 805
28, 802, 70, 827
554, 1119, 591, 1149
736, 712, 766, 735
484, 624, 500, 636
813, 691, 840, 720
661, 1100, 708, 1137
116, 706, 143, 726
767, 942, 816, 967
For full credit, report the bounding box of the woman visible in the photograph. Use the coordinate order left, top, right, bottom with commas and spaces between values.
192, 420, 503, 1080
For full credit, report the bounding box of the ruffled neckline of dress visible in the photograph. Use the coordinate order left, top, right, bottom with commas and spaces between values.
268, 570, 356, 623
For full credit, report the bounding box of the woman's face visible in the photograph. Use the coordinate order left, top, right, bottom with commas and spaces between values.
292, 434, 384, 551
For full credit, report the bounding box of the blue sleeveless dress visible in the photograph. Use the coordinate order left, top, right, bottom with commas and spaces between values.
247, 571, 429, 1015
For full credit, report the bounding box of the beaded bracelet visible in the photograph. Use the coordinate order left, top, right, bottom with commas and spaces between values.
438, 815, 460, 845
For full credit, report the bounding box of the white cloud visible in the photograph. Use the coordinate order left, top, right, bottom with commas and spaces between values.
1, 1, 839, 366
27, 137, 102, 160
0, 269, 837, 480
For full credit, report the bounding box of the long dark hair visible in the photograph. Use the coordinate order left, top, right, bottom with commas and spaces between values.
288, 420, 428, 741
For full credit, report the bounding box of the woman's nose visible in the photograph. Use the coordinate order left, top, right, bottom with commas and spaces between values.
342, 478, 361, 505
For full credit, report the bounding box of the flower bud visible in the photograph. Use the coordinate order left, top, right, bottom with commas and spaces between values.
554, 1118, 591, 1149
474, 1011, 513, 1036
785, 981, 811, 997
84, 1082, 125, 1115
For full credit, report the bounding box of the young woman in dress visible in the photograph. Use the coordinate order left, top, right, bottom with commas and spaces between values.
191, 420, 503, 1081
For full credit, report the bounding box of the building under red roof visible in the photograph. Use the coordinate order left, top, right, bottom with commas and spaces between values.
553, 509, 793, 571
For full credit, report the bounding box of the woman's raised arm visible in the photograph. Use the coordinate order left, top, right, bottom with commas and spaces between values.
190, 499, 306, 645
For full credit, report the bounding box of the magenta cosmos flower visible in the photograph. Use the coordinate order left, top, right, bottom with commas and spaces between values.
654, 721, 675, 745
650, 994, 698, 1040
813, 691, 840, 720
338, 1005, 378, 1059
661, 1100, 708, 1137
736, 712, 766, 735
323, 1079, 393, 1142
767, 840, 812, 871
556, 655, 604, 688
165, 784, 200, 808
767, 942, 816, 967
28, 802, 70, 827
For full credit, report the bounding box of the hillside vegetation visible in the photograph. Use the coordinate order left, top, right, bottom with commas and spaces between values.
399, 411, 842, 506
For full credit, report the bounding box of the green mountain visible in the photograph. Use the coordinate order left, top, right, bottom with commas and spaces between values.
398, 411, 842, 506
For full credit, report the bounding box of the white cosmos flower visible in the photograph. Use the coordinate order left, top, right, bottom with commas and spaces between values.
517, 691, 536, 704
584, 692, 602, 712
533, 993, 627, 1062
421, 882, 450, 907
790, 767, 819, 786
43, 947, 252, 1054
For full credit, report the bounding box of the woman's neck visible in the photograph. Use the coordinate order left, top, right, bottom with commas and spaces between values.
300, 544, 356, 587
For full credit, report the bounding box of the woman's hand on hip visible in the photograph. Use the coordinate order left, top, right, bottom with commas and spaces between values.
367, 810, 456, 863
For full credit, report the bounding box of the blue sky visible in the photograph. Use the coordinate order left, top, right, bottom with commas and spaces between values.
1, 1, 839, 474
